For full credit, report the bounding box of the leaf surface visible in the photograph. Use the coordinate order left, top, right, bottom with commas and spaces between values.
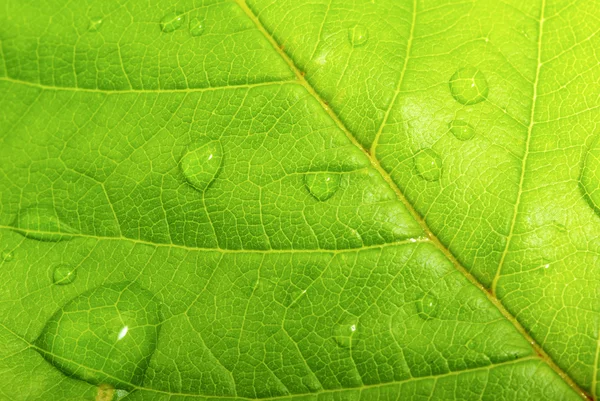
0, 0, 598, 400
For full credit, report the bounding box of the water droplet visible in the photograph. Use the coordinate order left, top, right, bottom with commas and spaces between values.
416, 293, 439, 320
305, 172, 341, 201
580, 135, 600, 216
348, 24, 369, 47
1, 250, 14, 262
467, 336, 483, 350
181, 141, 223, 192
36, 282, 162, 390
448, 119, 476, 141
160, 12, 184, 33
12, 206, 76, 242
332, 317, 358, 348
189, 17, 205, 37
52, 264, 77, 285
413, 149, 442, 182
449, 67, 489, 105
303, 375, 321, 392
88, 17, 103, 32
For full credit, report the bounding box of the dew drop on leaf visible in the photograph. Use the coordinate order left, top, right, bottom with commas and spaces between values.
416, 292, 439, 320
12, 206, 76, 242
348, 24, 369, 47
36, 282, 162, 390
449, 67, 489, 105
332, 317, 358, 348
1, 250, 13, 262
52, 264, 77, 285
449, 119, 476, 141
189, 17, 205, 37
160, 12, 184, 33
413, 149, 442, 182
302, 375, 321, 392
304, 172, 341, 201
88, 17, 103, 32
580, 135, 600, 216
180, 141, 223, 192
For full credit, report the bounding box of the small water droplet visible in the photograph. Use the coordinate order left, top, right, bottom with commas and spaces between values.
303, 375, 321, 392
580, 136, 600, 216
413, 149, 442, 182
1, 250, 14, 262
181, 141, 223, 192
160, 12, 184, 33
88, 17, 103, 32
449, 67, 489, 105
467, 336, 484, 350
13, 206, 76, 242
52, 264, 77, 285
332, 317, 358, 348
36, 282, 162, 390
305, 172, 341, 201
448, 119, 476, 141
189, 17, 205, 37
348, 24, 369, 47
416, 293, 439, 320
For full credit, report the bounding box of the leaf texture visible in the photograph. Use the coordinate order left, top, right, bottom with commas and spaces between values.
0, 0, 598, 400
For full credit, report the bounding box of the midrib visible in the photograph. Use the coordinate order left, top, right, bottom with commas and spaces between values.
233, 0, 589, 399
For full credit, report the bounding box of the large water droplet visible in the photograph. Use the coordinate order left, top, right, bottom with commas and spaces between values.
52, 264, 77, 285
332, 317, 358, 348
580, 135, 600, 215
189, 17, 205, 37
181, 141, 223, 192
36, 282, 162, 390
416, 293, 439, 320
88, 17, 103, 32
449, 67, 489, 105
305, 172, 341, 201
449, 119, 475, 141
1, 250, 13, 262
160, 12, 184, 33
348, 24, 369, 47
13, 206, 76, 242
413, 149, 442, 182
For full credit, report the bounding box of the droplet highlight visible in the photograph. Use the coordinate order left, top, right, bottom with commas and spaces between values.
413, 149, 442, 182
160, 12, 184, 33
332, 317, 358, 348
36, 282, 162, 389
449, 67, 489, 105
189, 17, 205, 37
52, 264, 77, 285
449, 119, 476, 141
12, 206, 76, 242
416, 293, 439, 320
348, 24, 369, 47
181, 141, 223, 192
580, 135, 600, 216
1, 250, 13, 262
88, 17, 103, 32
305, 172, 341, 201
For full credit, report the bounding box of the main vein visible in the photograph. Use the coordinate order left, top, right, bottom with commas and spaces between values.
233, 0, 588, 399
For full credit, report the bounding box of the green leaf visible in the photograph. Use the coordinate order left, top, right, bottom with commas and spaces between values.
0, 0, 597, 400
